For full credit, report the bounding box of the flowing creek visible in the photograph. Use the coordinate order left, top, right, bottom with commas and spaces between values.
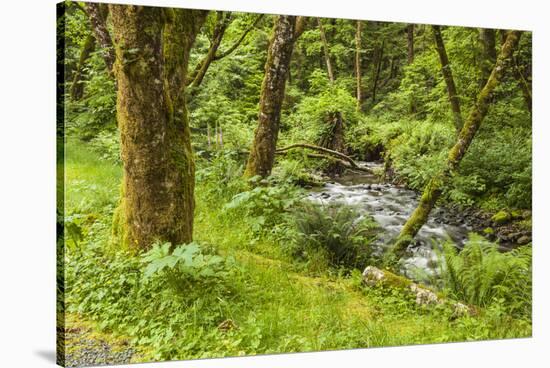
307, 161, 475, 280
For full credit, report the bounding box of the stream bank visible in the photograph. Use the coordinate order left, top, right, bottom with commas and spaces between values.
306, 161, 531, 278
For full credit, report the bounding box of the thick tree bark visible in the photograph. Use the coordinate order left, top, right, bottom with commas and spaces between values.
393, 31, 522, 254
479, 28, 497, 86
110, 5, 207, 250
355, 21, 362, 111
85, 2, 115, 75
318, 18, 335, 83
433, 25, 463, 132
407, 24, 415, 64
70, 34, 95, 101
244, 15, 297, 178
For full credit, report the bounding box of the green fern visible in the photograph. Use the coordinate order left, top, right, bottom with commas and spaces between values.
290, 202, 378, 269
440, 234, 531, 318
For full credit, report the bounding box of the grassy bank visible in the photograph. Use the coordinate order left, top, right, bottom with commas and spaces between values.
62, 141, 531, 363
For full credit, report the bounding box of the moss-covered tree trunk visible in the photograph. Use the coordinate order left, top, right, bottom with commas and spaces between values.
433, 25, 463, 132
244, 15, 297, 178
355, 21, 362, 111
85, 2, 115, 75
109, 5, 207, 250
393, 30, 522, 254
70, 34, 94, 101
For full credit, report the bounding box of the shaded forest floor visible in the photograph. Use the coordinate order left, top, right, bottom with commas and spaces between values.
62, 141, 531, 363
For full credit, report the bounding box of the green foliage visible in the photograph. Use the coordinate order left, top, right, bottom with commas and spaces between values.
195, 150, 247, 202
288, 202, 378, 270
440, 234, 531, 318
142, 242, 235, 292
286, 84, 359, 144
223, 178, 302, 235
459, 126, 532, 208
64, 138, 531, 363
62, 9, 533, 361
88, 130, 121, 164
67, 51, 117, 141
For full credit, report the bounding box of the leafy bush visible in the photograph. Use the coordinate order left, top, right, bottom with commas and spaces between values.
66, 52, 117, 141
88, 130, 121, 164
195, 150, 247, 202
66, 243, 244, 360
439, 234, 531, 318
286, 84, 359, 144
142, 242, 235, 293
288, 202, 378, 270
223, 178, 302, 234
459, 126, 532, 209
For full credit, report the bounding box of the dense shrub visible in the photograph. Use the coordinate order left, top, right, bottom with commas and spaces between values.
66, 52, 117, 141
288, 202, 378, 270
439, 234, 531, 318
223, 177, 302, 235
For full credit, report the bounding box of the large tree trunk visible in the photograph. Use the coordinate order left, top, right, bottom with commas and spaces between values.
393, 31, 522, 254
244, 15, 297, 178
479, 28, 497, 86
433, 25, 463, 132
355, 21, 362, 111
85, 2, 115, 75
110, 5, 207, 250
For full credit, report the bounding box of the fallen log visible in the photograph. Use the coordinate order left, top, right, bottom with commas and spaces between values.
275, 143, 370, 172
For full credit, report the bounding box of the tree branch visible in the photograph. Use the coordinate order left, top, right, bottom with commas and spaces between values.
213, 14, 264, 60
275, 143, 369, 172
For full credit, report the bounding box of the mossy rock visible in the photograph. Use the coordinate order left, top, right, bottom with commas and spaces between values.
491, 210, 512, 224
483, 227, 495, 235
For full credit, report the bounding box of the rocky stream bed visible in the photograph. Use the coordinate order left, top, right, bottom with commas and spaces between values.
307, 161, 532, 279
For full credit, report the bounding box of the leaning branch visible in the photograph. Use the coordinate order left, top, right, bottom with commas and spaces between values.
275, 143, 370, 172
213, 14, 264, 60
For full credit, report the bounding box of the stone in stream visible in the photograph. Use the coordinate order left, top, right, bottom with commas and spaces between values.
517, 235, 532, 245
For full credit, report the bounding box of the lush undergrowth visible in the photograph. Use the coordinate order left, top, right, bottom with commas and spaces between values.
64, 141, 531, 362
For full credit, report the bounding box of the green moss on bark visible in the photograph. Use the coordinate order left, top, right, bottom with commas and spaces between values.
393, 31, 522, 254
109, 5, 206, 250
245, 15, 297, 178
